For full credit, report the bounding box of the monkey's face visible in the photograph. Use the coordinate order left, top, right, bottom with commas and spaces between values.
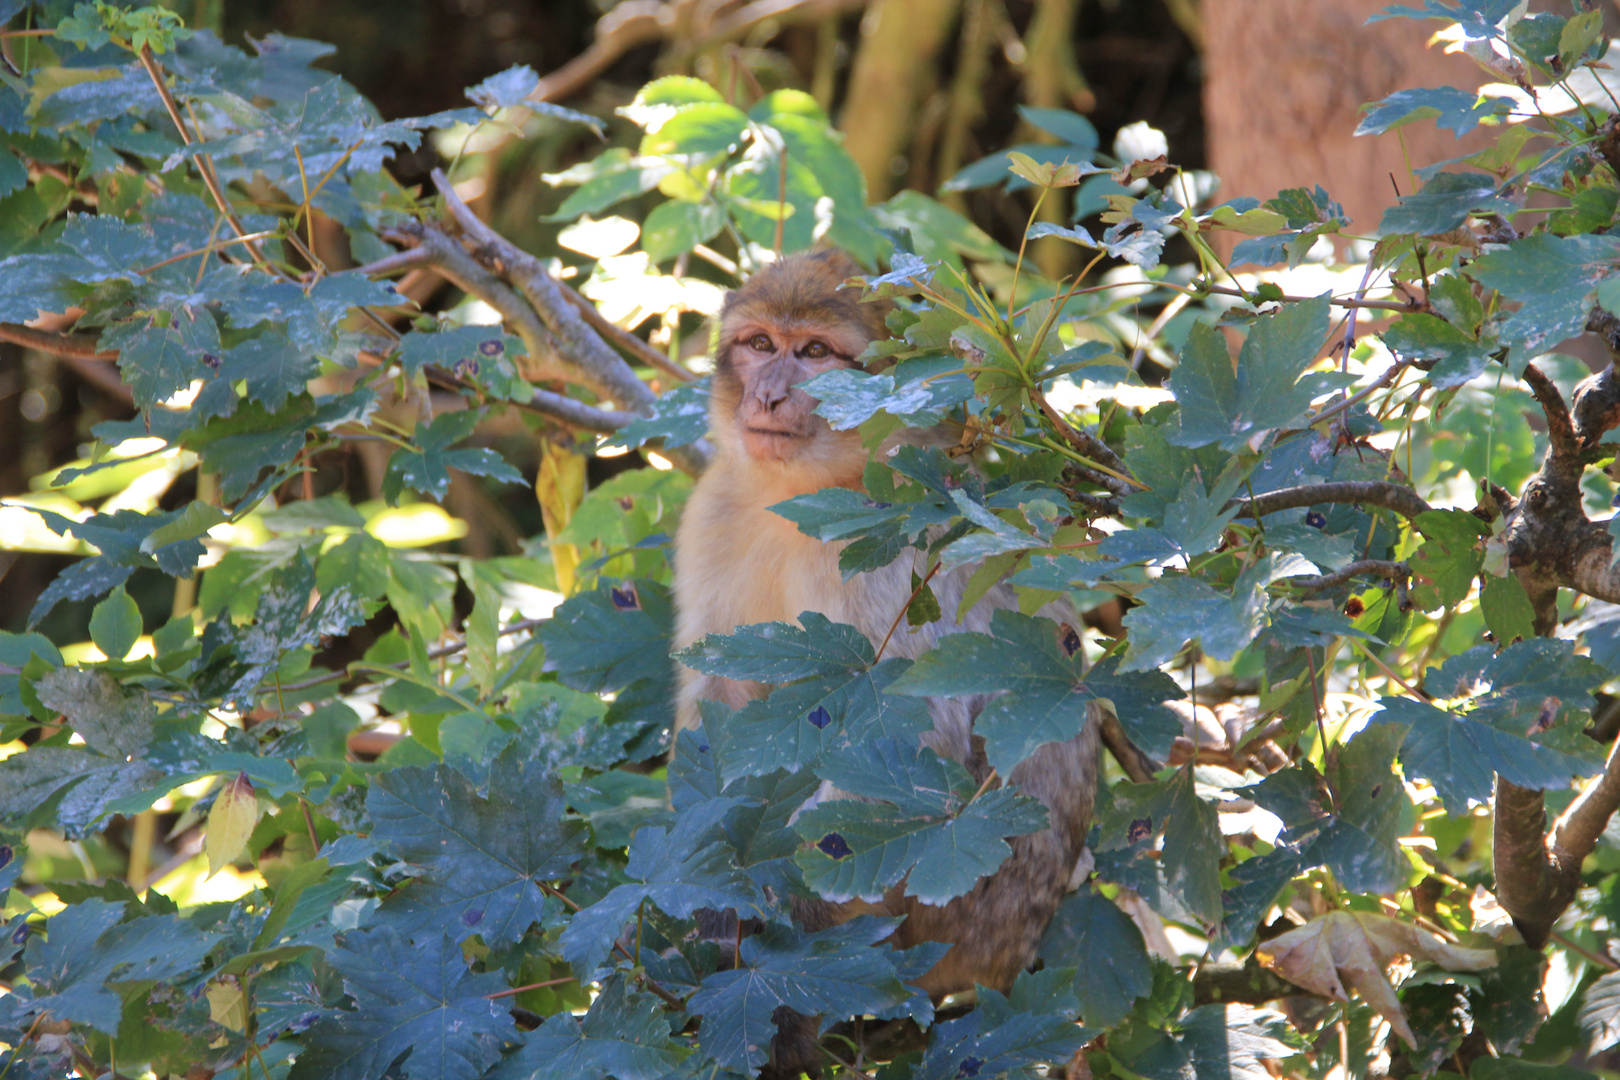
721, 321, 867, 464
708, 250, 890, 486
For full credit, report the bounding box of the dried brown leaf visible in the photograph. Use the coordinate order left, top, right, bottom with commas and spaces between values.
1255, 910, 1496, 1047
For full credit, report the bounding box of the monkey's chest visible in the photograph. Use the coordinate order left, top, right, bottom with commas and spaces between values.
716, 511, 915, 642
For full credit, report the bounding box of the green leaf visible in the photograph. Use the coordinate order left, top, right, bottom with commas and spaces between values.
687, 918, 930, 1072
676, 611, 873, 683
288, 926, 512, 1080
489, 977, 686, 1080
467, 65, 604, 133
537, 580, 673, 693
1378, 695, 1600, 814
801, 365, 974, 430
1097, 767, 1224, 925
915, 983, 1095, 1080
186, 390, 377, 501
1243, 724, 1409, 894
1037, 888, 1153, 1027
1356, 87, 1514, 138
795, 737, 1049, 905
1378, 171, 1513, 236
1579, 969, 1620, 1053
541, 148, 671, 221
1409, 509, 1488, 609
641, 101, 749, 156
640, 197, 725, 263
1016, 105, 1100, 153
88, 587, 142, 662
382, 408, 525, 505
1559, 9, 1605, 68
1380, 313, 1493, 389
1168, 296, 1341, 452
19, 899, 221, 1034
558, 796, 766, 974
1180, 1004, 1306, 1080
704, 632, 934, 784
1122, 558, 1291, 672
1471, 232, 1620, 363
368, 745, 588, 947
103, 312, 221, 412
1480, 573, 1536, 646
599, 378, 712, 451
872, 190, 1014, 265
888, 609, 1184, 765
398, 325, 526, 379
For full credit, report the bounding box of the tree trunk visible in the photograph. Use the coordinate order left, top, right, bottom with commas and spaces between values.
1202, 0, 1492, 253
840, 0, 963, 203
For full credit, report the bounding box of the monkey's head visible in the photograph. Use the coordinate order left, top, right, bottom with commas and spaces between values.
711, 249, 890, 488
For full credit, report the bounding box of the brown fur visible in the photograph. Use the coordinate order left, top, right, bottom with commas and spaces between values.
673, 250, 1100, 1076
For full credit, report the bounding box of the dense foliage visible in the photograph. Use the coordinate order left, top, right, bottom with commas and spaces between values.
8, 2, 1620, 1079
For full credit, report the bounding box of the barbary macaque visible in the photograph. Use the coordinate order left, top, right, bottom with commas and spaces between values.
671, 248, 1100, 1073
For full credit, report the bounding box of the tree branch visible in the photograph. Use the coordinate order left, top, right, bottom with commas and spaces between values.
0, 323, 117, 360
1522, 361, 1580, 469
560, 283, 698, 384
1291, 559, 1409, 592
381, 223, 570, 384
1230, 481, 1432, 522
1190, 953, 1301, 1007
1100, 710, 1161, 784
520, 386, 638, 432
430, 169, 709, 474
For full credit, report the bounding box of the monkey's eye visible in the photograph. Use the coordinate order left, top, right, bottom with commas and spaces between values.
800, 340, 831, 359
746, 333, 774, 353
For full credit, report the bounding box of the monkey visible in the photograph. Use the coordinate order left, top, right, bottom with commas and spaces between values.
671, 248, 1100, 1075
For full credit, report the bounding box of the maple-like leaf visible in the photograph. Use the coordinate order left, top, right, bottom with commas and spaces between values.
1256, 910, 1496, 1046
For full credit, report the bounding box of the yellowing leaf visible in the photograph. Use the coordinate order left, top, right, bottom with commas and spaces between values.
537, 440, 587, 595
1006, 151, 1084, 188
1255, 910, 1496, 1047
207, 976, 248, 1033
205, 772, 261, 878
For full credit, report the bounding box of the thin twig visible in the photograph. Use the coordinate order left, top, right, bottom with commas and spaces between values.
1195, 280, 1419, 313
874, 560, 942, 661
1291, 559, 1409, 592
136, 45, 270, 269
1230, 481, 1432, 522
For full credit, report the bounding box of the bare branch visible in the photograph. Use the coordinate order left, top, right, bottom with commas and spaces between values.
521, 386, 638, 432
1291, 559, 1408, 592
354, 246, 435, 279
1492, 775, 1581, 949
1069, 489, 1122, 517
432, 169, 654, 412
382, 223, 569, 383
1551, 732, 1620, 870
1190, 954, 1301, 1007
1230, 481, 1432, 521
0, 323, 116, 360
559, 282, 698, 384
528, 0, 866, 104
431, 169, 709, 474
1100, 710, 1160, 784
1522, 361, 1580, 468
1196, 280, 1419, 313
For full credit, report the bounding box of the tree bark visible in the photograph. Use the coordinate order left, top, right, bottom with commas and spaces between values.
1202, 0, 1493, 253
840, 0, 963, 203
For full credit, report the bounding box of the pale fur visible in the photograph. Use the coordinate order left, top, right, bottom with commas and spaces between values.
671, 251, 1100, 1022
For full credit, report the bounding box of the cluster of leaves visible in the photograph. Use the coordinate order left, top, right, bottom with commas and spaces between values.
9, 1, 1620, 1080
